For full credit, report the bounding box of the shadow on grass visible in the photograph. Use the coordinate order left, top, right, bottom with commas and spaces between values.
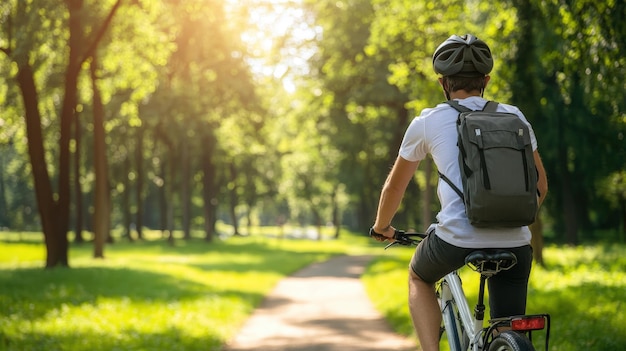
0, 325, 224, 351
0, 265, 263, 323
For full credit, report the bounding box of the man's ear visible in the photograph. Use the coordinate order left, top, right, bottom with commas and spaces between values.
484, 75, 491, 88
439, 77, 451, 92
439, 77, 451, 100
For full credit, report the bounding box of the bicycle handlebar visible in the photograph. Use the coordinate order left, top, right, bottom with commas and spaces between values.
369, 228, 426, 249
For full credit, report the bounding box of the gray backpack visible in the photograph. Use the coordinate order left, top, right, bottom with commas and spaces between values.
439, 100, 538, 227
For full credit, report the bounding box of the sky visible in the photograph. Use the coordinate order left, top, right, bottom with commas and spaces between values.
227, 0, 318, 93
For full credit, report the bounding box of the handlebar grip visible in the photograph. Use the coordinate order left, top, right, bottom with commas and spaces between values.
371, 228, 425, 249
369, 227, 388, 240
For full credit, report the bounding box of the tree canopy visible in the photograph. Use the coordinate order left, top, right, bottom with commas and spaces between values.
1, 0, 624, 267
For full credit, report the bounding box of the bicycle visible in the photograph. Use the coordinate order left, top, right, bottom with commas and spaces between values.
370, 229, 551, 351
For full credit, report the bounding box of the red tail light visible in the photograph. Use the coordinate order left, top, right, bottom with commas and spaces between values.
511, 316, 545, 331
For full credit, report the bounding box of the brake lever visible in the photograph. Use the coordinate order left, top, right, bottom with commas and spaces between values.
384, 241, 400, 250
383, 230, 421, 249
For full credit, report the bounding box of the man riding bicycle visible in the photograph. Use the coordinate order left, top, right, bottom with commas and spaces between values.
370, 34, 548, 351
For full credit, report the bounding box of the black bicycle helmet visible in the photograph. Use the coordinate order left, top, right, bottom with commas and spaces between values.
433, 34, 493, 77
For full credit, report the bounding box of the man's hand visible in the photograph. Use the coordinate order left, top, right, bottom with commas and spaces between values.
369, 226, 395, 242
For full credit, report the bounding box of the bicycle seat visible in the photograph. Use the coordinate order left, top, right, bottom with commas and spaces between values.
464, 250, 518, 275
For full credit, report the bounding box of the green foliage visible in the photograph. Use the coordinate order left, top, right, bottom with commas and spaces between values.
363, 244, 626, 350
361, 0, 626, 240
302, 0, 419, 229
1, 0, 625, 249
367, 0, 461, 107
504, 0, 626, 241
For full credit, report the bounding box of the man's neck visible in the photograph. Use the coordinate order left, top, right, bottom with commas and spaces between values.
449, 90, 481, 100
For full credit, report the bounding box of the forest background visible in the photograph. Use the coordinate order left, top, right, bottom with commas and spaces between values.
0, 0, 624, 268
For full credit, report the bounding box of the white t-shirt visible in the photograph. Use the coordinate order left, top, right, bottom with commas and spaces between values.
399, 96, 536, 248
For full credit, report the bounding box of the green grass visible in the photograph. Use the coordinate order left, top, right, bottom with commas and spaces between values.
0, 229, 377, 351
362, 244, 626, 351
3, 230, 624, 351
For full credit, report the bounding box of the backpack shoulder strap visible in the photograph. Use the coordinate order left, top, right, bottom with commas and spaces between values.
446, 100, 472, 113
482, 101, 499, 112
438, 171, 465, 202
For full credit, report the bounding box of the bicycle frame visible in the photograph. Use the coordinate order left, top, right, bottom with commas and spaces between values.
439, 270, 484, 351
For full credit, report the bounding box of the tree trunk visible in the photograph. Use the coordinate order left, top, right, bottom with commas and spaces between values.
201, 133, 217, 242
391, 103, 410, 156
165, 147, 176, 245
16, 63, 64, 268
312, 207, 322, 240
91, 56, 110, 259
47, 0, 92, 267
246, 206, 253, 236
559, 132, 579, 244
621, 199, 626, 243
135, 125, 145, 240
229, 163, 240, 235
155, 123, 176, 244
181, 141, 191, 240
73, 109, 85, 243
159, 156, 168, 237
122, 152, 133, 241
0, 145, 9, 228
332, 187, 341, 239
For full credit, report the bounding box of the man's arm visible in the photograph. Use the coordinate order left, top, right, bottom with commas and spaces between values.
372, 156, 420, 239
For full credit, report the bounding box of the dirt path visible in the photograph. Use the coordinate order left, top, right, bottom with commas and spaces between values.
224, 255, 418, 351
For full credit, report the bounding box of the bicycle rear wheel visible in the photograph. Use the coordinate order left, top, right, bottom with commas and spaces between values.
488, 331, 535, 351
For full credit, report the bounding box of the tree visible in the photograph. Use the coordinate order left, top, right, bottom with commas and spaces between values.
90, 53, 112, 257
1, 0, 122, 267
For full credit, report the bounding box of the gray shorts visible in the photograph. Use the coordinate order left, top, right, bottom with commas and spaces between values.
410, 231, 533, 318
